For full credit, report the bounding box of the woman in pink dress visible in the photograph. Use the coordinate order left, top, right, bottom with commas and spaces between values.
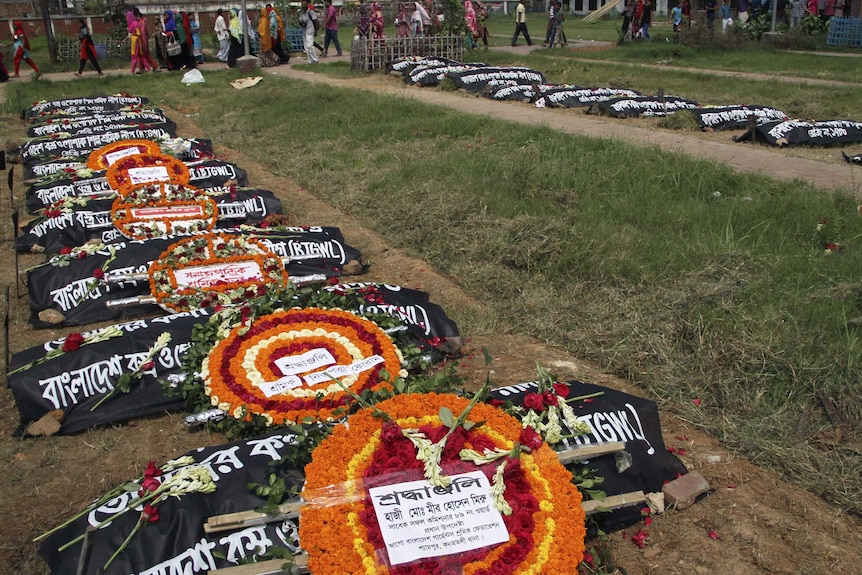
135, 9, 158, 71
464, 0, 478, 49
371, 2, 386, 39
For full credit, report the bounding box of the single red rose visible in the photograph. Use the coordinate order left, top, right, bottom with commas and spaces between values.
141, 476, 161, 493
381, 421, 403, 444
59, 246, 72, 255
92, 268, 105, 279
631, 529, 649, 548
542, 391, 558, 407
62, 332, 85, 352
523, 392, 545, 411
552, 382, 569, 398
142, 503, 160, 523
519, 427, 543, 451
144, 460, 162, 478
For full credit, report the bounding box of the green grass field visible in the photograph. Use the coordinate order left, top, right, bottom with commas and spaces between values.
4, 19, 862, 517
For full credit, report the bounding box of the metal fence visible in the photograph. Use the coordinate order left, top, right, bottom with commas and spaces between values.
56, 30, 129, 62
826, 17, 862, 47
350, 35, 464, 71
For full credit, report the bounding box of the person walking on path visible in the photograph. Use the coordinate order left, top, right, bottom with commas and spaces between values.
135, 9, 158, 71
268, 5, 290, 63
126, 10, 147, 74
511, 0, 533, 46
12, 20, 39, 77
300, 1, 320, 63
548, 0, 566, 47
542, 1, 555, 46
641, 0, 653, 39
476, 1, 489, 48
464, 0, 479, 49
215, 9, 229, 62
74, 19, 103, 77
705, 0, 718, 32
323, 0, 343, 56
719, 0, 733, 32
395, 3, 411, 38
671, 2, 683, 30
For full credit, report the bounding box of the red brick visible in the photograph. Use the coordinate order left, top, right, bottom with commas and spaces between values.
662, 471, 710, 510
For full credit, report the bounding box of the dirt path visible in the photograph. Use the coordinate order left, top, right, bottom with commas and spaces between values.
3, 59, 862, 575
267, 62, 862, 196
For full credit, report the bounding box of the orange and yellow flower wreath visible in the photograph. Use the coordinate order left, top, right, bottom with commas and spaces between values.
86, 139, 162, 171
201, 308, 404, 425
105, 152, 190, 192
148, 233, 289, 312
300, 393, 586, 575
111, 182, 218, 240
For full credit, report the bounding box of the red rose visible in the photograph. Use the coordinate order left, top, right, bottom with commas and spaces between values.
92, 268, 105, 279
62, 332, 85, 352
553, 382, 569, 398
542, 391, 558, 407
523, 392, 545, 411
144, 460, 162, 478
141, 476, 161, 493
59, 246, 72, 255
381, 422, 403, 444
519, 427, 543, 451
142, 503, 160, 523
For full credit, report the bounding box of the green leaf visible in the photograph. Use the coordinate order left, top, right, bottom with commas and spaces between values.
438, 407, 455, 428
482, 347, 492, 366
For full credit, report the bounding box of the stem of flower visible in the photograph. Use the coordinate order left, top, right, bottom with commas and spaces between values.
565, 392, 604, 404
57, 489, 162, 552
102, 517, 144, 570
33, 485, 125, 542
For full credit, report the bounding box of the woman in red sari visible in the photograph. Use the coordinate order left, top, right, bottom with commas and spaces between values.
12, 20, 39, 77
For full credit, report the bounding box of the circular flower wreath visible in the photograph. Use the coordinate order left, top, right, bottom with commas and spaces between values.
300, 393, 586, 575
201, 308, 405, 425
86, 139, 162, 171
105, 152, 190, 192
111, 182, 218, 240
148, 233, 288, 312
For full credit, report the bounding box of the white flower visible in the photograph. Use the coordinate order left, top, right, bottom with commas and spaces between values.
491, 459, 512, 516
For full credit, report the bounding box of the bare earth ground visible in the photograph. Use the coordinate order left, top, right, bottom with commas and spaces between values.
2, 53, 862, 575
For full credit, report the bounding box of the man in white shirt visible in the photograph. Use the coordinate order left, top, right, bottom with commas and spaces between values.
214, 9, 229, 62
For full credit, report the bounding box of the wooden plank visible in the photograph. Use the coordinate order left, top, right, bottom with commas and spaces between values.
582, 1, 620, 22
208, 554, 308, 575
204, 442, 627, 534
582, 490, 646, 515
204, 500, 303, 534
555, 441, 625, 465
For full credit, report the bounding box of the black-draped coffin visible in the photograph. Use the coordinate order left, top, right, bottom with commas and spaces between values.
39, 430, 305, 575
13, 283, 460, 434
733, 119, 862, 146
690, 105, 787, 131
595, 96, 700, 118
17, 188, 283, 253
489, 379, 687, 532
10, 310, 210, 435
27, 228, 363, 327
26, 158, 247, 212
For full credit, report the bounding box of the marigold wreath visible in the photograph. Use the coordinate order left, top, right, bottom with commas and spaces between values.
105, 152, 190, 192
111, 182, 218, 240
148, 233, 288, 312
86, 139, 162, 171
201, 308, 405, 425
300, 393, 586, 575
